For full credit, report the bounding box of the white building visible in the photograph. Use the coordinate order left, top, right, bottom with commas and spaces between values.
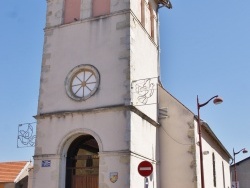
158, 87, 232, 188
32, 0, 232, 188
231, 156, 250, 188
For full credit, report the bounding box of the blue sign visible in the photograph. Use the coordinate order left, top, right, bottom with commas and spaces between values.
42, 160, 51, 167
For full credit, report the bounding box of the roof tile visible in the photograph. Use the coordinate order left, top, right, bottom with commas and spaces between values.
0, 161, 28, 183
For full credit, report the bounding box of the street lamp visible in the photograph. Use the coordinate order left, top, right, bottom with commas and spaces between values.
197, 95, 223, 188
233, 148, 248, 188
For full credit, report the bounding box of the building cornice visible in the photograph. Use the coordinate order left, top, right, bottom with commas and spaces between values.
34, 104, 160, 127
44, 9, 131, 31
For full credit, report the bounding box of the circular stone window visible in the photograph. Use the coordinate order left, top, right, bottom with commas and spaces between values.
65, 64, 100, 101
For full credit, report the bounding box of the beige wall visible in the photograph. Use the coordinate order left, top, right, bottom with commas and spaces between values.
158, 86, 231, 188
196, 125, 231, 188
33, 108, 159, 188
40, 0, 159, 120
33, 109, 131, 188
231, 158, 250, 188
39, 14, 130, 114
34, 0, 161, 187
158, 86, 196, 188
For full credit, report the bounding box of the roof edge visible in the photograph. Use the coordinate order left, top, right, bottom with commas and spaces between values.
14, 161, 32, 183
198, 119, 232, 159
158, 84, 232, 160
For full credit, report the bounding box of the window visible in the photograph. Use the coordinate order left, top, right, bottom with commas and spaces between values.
212, 153, 216, 187
63, 0, 111, 23
65, 65, 100, 101
64, 0, 81, 24
93, 0, 110, 17
222, 162, 226, 188
141, 1, 157, 41
141, 0, 145, 27
144, 2, 151, 34
149, 3, 154, 39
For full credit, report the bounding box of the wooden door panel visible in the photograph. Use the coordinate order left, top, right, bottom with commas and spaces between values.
72, 175, 98, 188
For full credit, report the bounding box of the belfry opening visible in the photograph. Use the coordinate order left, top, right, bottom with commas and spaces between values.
66, 135, 99, 188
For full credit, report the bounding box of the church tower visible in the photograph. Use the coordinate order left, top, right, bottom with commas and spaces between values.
33, 0, 165, 187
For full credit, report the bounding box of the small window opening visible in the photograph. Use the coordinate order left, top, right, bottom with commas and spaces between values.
212, 153, 217, 187
64, 0, 81, 24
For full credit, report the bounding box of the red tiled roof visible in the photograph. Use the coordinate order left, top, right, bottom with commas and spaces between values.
0, 161, 28, 183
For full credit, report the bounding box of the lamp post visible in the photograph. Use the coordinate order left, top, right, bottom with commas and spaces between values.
233, 148, 248, 188
197, 95, 223, 188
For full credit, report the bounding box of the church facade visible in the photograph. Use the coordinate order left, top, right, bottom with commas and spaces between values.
32, 0, 232, 188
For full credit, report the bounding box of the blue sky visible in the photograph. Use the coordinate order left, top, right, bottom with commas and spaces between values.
159, 1, 250, 162
0, 1, 249, 162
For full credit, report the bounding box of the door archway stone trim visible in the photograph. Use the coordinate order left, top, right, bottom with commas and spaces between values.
57, 128, 103, 156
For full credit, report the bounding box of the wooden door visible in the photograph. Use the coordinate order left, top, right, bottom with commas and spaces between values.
72, 174, 98, 188
67, 155, 99, 188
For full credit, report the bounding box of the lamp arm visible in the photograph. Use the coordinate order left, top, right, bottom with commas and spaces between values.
198, 95, 218, 108
230, 159, 234, 165
234, 148, 245, 155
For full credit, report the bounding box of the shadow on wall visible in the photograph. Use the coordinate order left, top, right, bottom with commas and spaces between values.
15, 176, 28, 188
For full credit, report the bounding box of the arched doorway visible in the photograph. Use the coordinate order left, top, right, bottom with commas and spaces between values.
66, 135, 99, 188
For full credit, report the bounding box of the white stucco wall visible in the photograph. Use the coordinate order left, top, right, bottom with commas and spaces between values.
34, 0, 159, 188
33, 109, 131, 188
129, 0, 159, 121
130, 112, 157, 159
39, 13, 130, 114
33, 109, 158, 188
194, 122, 231, 188
40, 1, 159, 121
130, 155, 157, 188
35, 110, 129, 154
130, 111, 158, 188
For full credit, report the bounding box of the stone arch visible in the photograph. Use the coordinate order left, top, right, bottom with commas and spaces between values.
57, 128, 103, 188
57, 128, 103, 156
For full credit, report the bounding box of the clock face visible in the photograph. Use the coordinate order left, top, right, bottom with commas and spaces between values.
65, 65, 100, 101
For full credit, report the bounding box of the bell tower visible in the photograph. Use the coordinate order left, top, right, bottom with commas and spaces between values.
33, 0, 163, 187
